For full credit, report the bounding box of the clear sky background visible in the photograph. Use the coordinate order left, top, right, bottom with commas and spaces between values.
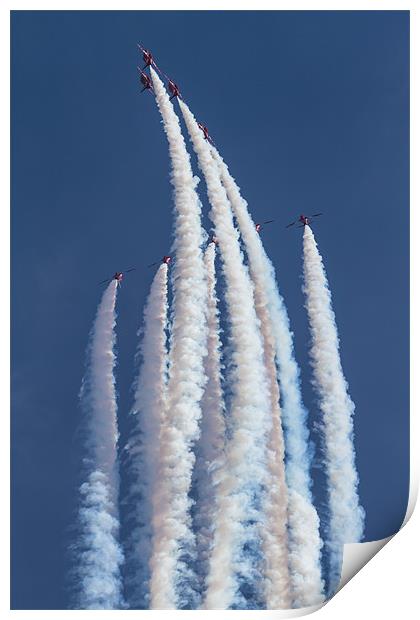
11, 10, 409, 610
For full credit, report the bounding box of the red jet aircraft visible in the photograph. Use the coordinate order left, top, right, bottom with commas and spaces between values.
198, 123, 214, 144
137, 44, 165, 75
99, 268, 136, 286
168, 80, 182, 100
139, 70, 153, 93
139, 46, 154, 69
286, 213, 323, 228
255, 220, 275, 233
148, 255, 172, 268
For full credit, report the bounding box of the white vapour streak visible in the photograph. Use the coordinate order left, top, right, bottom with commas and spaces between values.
193, 242, 226, 585
302, 225, 364, 593
200, 243, 225, 459
180, 100, 273, 610
211, 158, 290, 609
213, 150, 325, 607
72, 281, 124, 609
149, 68, 208, 609
253, 282, 292, 609
124, 264, 169, 609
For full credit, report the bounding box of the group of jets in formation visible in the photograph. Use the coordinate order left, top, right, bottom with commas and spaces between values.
99, 47, 323, 287
100, 216, 322, 286
137, 43, 215, 144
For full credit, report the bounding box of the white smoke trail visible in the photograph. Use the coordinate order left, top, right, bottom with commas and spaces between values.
248, 278, 291, 610
124, 264, 169, 609
180, 100, 274, 610
302, 225, 364, 594
71, 281, 124, 609
200, 242, 225, 460
213, 150, 325, 607
192, 242, 226, 586
211, 155, 290, 609
148, 68, 208, 609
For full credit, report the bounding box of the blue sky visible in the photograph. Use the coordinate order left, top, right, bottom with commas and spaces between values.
11, 10, 409, 609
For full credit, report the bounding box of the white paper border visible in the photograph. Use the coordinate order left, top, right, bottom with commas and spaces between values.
3, 2, 417, 618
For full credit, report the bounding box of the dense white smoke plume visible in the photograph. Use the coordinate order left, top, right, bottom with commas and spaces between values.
148, 69, 208, 609
72, 281, 124, 609
213, 150, 324, 607
124, 264, 169, 609
201, 243, 225, 457
192, 241, 226, 587
211, 153, 291, 608
302, 225, 364, 593
253, 279, 292, 610
180, 100, 274, 610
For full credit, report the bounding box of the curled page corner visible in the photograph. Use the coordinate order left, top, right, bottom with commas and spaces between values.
402, 474, 418, 527
337, 536, 393, 592
336, 474, 417, 595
